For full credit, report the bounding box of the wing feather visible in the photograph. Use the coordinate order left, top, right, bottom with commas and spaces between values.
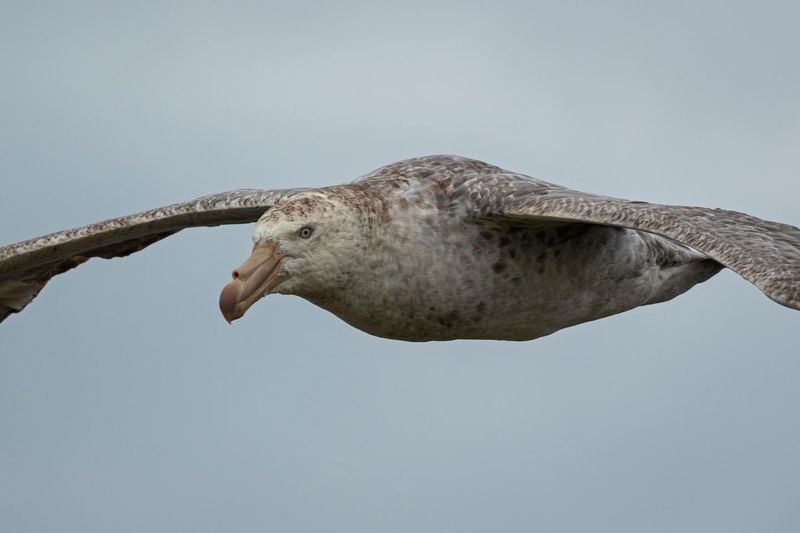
0, 188, 304, 322
498, 191, 800, 310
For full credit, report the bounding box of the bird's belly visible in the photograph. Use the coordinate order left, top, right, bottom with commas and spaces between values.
325, 277, 637, 342
312, 225, 717, 342
334, 278, 645, 342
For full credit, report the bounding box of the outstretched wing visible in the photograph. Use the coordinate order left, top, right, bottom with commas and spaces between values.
0, 188, 304, 322
493, 187, 800, 310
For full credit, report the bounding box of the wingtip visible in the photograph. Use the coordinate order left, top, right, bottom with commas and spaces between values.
0, 279, 47, 324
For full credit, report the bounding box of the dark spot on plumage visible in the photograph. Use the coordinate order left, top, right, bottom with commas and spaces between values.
434, 178, 449, 192
479, 230, 493, 240
492, 261, 506, 274
476, 301, 486, 313
437, 311, 460, 328
435, 194, 451, 211
499, 236, 511, 247
536, 252, 547, 264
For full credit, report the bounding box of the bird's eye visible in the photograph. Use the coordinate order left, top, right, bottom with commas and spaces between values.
299, 226, 314, 239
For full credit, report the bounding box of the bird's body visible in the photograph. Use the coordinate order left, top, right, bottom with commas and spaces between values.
291, 166, 721, 340
0, 155, 797, 340
317, 216, 720, 341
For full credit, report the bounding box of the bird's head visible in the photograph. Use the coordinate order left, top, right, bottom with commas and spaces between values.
218, 190, 366, 323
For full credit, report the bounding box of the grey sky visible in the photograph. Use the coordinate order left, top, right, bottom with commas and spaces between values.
1, 1, 799, 532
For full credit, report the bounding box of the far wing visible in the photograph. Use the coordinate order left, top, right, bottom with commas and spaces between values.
0, 188, 304, 322
496, 189, 800, 310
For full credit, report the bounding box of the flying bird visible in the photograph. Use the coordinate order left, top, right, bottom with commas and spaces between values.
1, 156, 798, 341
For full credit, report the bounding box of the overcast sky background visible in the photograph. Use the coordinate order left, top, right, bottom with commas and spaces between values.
1, 1, 799, 532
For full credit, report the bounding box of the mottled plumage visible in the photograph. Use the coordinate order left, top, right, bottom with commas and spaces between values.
1, 155, 797, 340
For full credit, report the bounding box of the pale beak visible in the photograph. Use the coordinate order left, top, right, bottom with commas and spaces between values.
219, 242, 288, 323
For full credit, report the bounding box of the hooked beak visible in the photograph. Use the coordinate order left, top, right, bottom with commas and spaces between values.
219, 242, 288, 323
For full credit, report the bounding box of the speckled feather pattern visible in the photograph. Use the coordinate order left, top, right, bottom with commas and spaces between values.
354, 156, 800, 311
0, 155, 797, 337
365, 157, 800, 309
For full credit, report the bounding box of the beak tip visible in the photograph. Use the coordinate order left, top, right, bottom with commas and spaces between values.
219, 281, 242, 324
220, 306, 239, 324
